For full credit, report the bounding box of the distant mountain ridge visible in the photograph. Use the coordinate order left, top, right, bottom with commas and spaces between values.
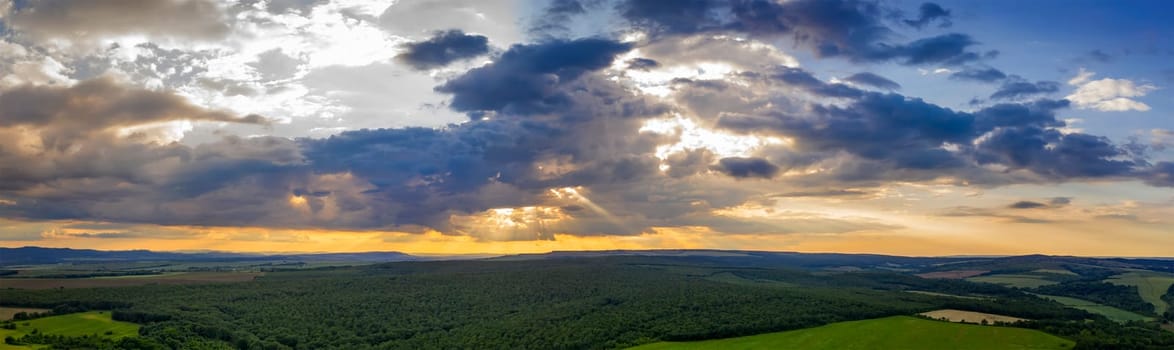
0, 246, 418, 266
3, 247, 1171, 272
488, 249, 1174, 273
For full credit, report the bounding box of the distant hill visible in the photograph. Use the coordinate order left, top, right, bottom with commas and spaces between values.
490, 249, 970, 269
0, 247, 419, 266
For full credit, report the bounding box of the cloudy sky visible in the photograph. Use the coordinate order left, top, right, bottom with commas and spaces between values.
0, 0, 1172, 256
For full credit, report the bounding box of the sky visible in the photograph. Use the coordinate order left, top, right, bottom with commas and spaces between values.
0, 0, 1172, 256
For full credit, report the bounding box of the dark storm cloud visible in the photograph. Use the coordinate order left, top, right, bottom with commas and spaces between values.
975, 128, 1139, 179
38, 41, 661, 235
1008, 201, 1047, 209
712, 66, 1145, 184
896, 33, 980, 65
903, 2, 951, 29
719, 90, 973, 169
973, 99, 1068, 131
950, 67, 1007, 82
436, 38, 632, 115
843, 72, 900, 90
0, 79, 293, 226
3, 0, 1172, 242
989, 79, 1060, 100
5, 0, 231, 41
396, 30, 491, 70
606, 0, 984, 66
712, 157, 779, 179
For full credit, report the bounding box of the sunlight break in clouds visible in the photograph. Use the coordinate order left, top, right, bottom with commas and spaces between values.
0, 0, 1172, 256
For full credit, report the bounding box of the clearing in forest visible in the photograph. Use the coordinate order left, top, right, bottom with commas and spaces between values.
1105, 271, 1174, 314
919, 309, 1026, 324
1036, 294, 1152, 323
0, 311, 139, 349
629, 316, 1073, 350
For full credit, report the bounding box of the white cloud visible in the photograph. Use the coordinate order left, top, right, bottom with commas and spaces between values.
1065, 68, 1157, 112
916, 68, 954, 76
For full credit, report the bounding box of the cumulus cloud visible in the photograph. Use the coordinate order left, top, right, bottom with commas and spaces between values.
0, 78, 283, 221
395, 30, 490, 70
0, 77, 267, 143
1065, 68, 1158, 112
436, 38, 633, 115
0, 0, 1172, 244
606, 0, 986, 66
4, 0, 231, 42
712, 67, 1141, 184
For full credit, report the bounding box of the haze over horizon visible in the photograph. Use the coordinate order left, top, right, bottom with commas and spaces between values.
1, 0, 1172, 257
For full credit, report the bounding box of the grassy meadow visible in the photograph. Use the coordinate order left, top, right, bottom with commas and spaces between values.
967, 274, 1059, 289
1036, 294, 1152, 322
629, 316, 1074, 350
0, 311, 139, 349
1106, 271, 1174, 314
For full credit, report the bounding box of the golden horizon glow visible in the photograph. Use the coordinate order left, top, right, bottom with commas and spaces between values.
4, 213, 1173, 257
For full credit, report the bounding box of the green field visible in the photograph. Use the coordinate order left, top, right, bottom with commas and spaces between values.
1032, 269, 1078, 276
968, 274, 1059, 288
0, 312, 140, 349
1106, 272, 1174, 314
1036, 294, 1152, 322
629, 316, 1074, 350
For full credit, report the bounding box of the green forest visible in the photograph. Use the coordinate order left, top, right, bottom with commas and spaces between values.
2, 256, 1173, 349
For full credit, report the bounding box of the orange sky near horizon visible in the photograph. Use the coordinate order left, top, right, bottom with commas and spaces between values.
4, 216, 1172, 257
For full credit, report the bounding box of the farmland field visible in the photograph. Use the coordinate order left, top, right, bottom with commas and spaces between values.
1032, 269, 1077, 276
0, 308, 48, 321
1106, 271, 1174, 314
967, 274, 1058, 288
919, 309, 1026, 324
0, 311, 139, 349
0, 272, 262, 289
1036, 294, 1152, 322
629, 316, 1074, 350
916, 270, 989, 279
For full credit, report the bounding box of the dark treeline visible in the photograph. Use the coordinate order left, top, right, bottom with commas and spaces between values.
1, 257, 1172, 349
1022, 319, 1174, 350
1034, 281, 1156, 316
1164, 284, 1174, 322
5, 332, 164, 350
